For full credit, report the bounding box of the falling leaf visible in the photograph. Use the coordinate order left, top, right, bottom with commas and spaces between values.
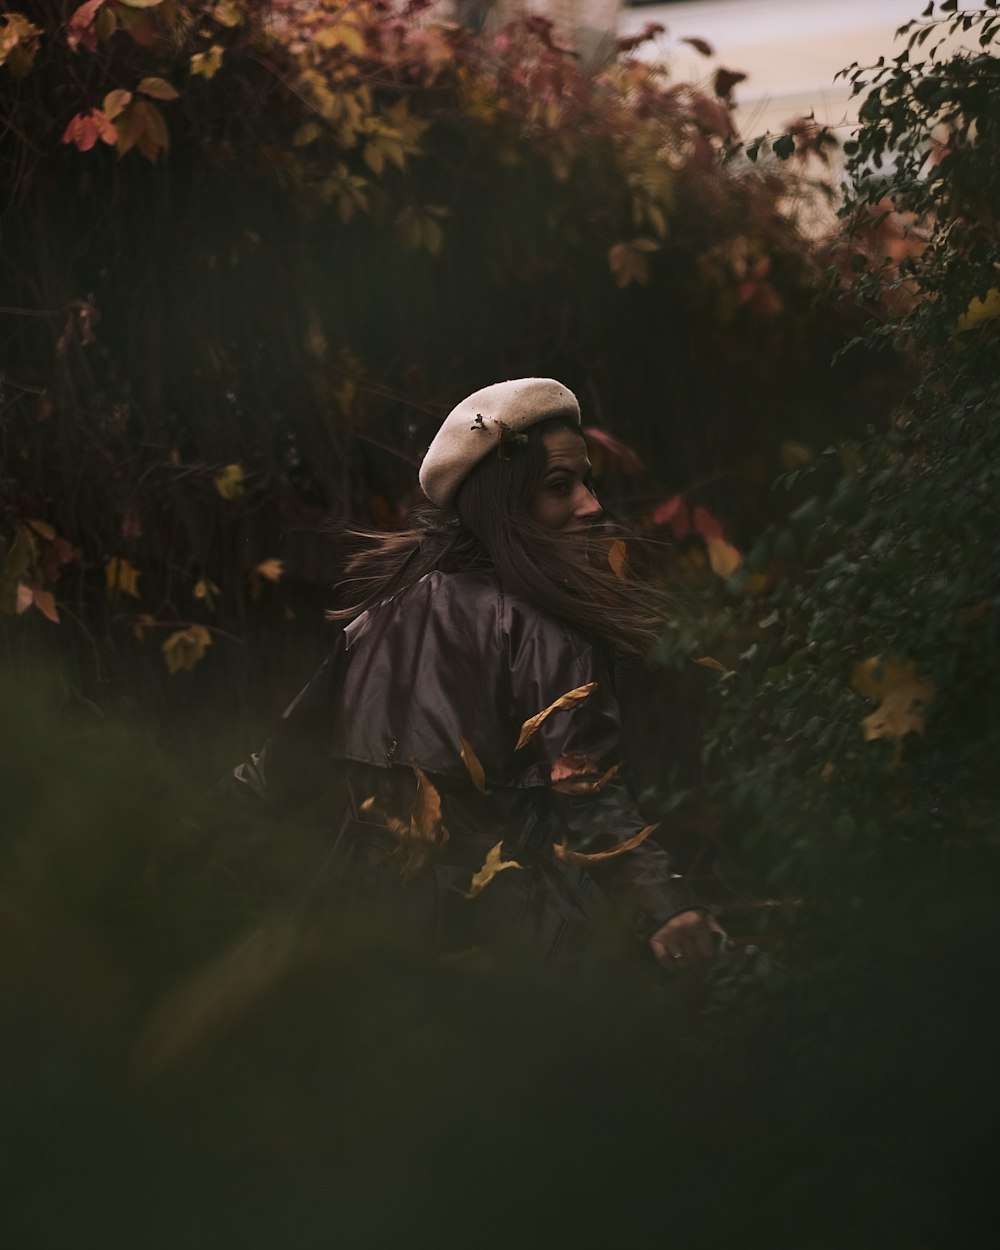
190, 44, 224, 79
162, 624, 212, 674
714, 67, 747, 99
213, 463, 245, 499
552, 762, 621, 795
369, 764, 451, 883
851, 655, 935, 752
582, 427, 645, 474
682, 36, 714, 57
607, 539, 628, 580
462, 841, 522, 900
550, 753, 599, 783
459, 735, 491, 795
554, 823, 659, 867
256, 558, 284, 582
651, 494, 691, 536
137, 76, 179, 100
693, 656, 728, 673
105, 556, 141, 598
706, 537, 742, 579
515, 682, 596, 751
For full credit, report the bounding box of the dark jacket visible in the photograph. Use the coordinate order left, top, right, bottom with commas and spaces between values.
222, 569, 697, 960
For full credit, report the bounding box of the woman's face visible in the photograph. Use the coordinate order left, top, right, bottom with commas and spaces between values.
529, 426, 604, 532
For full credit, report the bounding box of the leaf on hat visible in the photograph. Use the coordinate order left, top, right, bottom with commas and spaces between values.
515, 682, 596, 751
553, 823, 658, 867
459, 734, 491, 795
462, 841, 522, 900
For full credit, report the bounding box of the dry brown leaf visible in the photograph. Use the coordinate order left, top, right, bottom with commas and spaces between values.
358, 795, 409, 840
552, 762, 621, 795
462, 841, 523, 900
162, 624, 212, 674
608, 538, 628, 580
693, 655, 728, 673
515, 682, 596, 751
553, 823, 658, 867
256, 557, 284, 582
368, 765, 450, 882
459, 734, 491, 795
550, 752, 599, 783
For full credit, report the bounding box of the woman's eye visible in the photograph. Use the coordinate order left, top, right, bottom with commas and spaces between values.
549, 480, 571, 495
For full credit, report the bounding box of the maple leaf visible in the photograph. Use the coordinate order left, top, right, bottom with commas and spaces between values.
190, 45, 224, 79
851, 656, 936, 759
554, 823, 659, 867
162, 624, 213, 674
515, 682, 596, 751
459, 735, 491, 795
463, 841, 522, 900
105, 556, 141, 599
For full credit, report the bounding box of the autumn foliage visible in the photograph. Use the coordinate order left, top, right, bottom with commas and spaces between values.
0, 0, 890, 714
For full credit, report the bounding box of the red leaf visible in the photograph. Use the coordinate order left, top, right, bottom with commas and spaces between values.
651, 494, 691, 538
61, 110, 116, 152
67, 0, 105, 54
691, 505, 723, 541
582, 427, 644, 474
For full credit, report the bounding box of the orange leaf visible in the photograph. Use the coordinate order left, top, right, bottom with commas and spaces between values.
608, 539, 627, 580
515, 682, 596, 751
255, 558, 284, 582
162, 624, 212, 674
105, 556, 141, 599
851, 656, 935, 751
693, 655, 728, 673
553, 823, 658, 867
459, 734, 491, 795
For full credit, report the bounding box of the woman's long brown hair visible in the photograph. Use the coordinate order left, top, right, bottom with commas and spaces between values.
328, 418, 671, 657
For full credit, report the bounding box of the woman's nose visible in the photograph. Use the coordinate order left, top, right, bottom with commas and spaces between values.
574, 485, 603, 520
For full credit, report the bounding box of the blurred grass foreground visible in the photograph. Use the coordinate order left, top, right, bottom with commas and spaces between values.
1, 669, 998, 1250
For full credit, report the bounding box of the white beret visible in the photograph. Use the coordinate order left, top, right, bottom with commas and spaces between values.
419, 377, 580, 508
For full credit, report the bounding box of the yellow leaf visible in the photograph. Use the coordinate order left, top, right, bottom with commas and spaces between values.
315, 22, 366, 56
553, 823, 659, 867
706, 536, 742, 579
105, 556, 141, 599
459, 734, 491, 795
608, 538, 627, 580
957, 287, 1000, 333
608, 242, 652, 289
137, 76, 179, 101
190, 45, 224, 79
515, 682, 597, 751
212, 0, 244, 27
256, 558, 284, 582
214, 463, 245, 499
386, 764, 450, 882
162, 624, 213, 674
851, 655, 935, 751
103, 89, 133, 121
462, 841, 522, 900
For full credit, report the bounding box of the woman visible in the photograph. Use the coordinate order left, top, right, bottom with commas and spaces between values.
222, 378, 722, 970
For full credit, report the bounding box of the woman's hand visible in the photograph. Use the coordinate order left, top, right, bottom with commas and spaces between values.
648, 909, 726, 971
